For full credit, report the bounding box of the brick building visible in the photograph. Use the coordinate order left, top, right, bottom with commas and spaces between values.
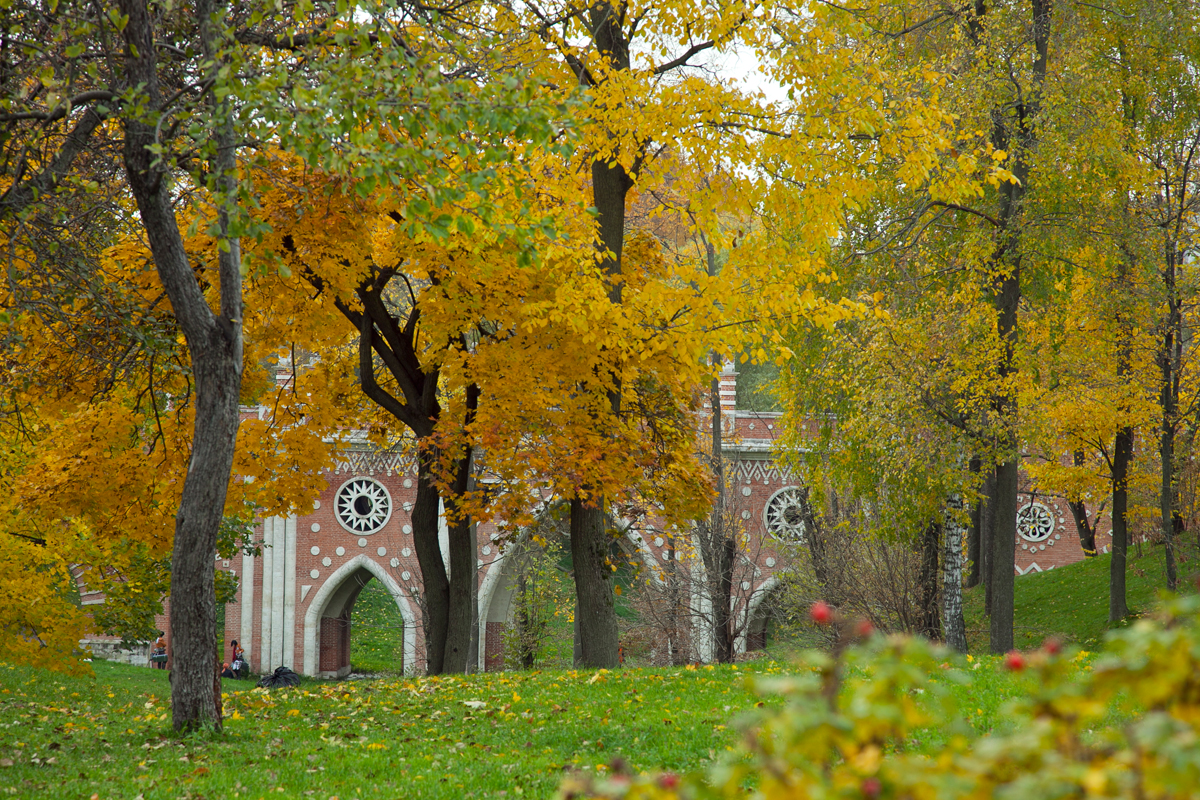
140, 366, 1102, 676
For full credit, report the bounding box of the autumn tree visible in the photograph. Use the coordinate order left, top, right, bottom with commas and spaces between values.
0, 0, 568, 725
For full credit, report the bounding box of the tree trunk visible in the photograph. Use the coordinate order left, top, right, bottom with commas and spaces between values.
441, 383, 479, 673
1110, 423, 1133, 622
1160, 248, 1182, 592
966, 456, 983, 588
699, 353, 736, 663
943, 498, 968, 652
977, 0, 1051, 655
980, 468, 994, 608
412, 453, 449, 674
918, 522, 942, 640
1068, 450, 1098, 557
119, 0, 243, 732
570, 497, 619, 668
989, 460, 1017, 653
565, 4, 634, 668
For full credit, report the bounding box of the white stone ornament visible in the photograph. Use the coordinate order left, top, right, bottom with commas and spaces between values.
310, 569, 320, 579
322, 557, 331, 567
401, 571, 411, 581
390, 558, 400, 568
765, 486, 808, 542
402, 548, 411, 557
358, 538, 367, 547
310, 546, 321, 556
311, 523, 321, 533
1017, 502, 1055, 543
313, 500, 321, 510
377, 547, 387, 557
334, 476, 393, 534
335, 546, 345, 557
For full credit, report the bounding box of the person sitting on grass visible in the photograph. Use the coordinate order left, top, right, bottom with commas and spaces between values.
151, 632, 167, 669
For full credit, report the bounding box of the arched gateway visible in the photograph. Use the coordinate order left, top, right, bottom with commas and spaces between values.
200, 367, 1099, 677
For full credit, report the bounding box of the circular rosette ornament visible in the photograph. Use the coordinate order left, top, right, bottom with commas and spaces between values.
764, 486, 808, 542
334, 477, 393, 534
1017, 502, 1055, 543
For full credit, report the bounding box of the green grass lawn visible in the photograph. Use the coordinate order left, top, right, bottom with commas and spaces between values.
3, 546, 1185, 799
963, 540, 1198, 652
0, 647, 1070, 800
0, 658, 784, 799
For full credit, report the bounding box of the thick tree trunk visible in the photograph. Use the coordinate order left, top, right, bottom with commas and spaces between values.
412, 454, 449, 674
120, 0, 243, 732
976, 0, 1051, 655
442, 384, 479, 673
570, 497, 619, 668
1160, 253, 1182, 592
990, 460, 1017, 653
565, 4, 634, 669
943, 498, 968, 652
918, 522, 942, 640
1110, 424, 1133, 622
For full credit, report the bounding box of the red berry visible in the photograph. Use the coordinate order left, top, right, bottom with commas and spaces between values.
1004, 650, 1026, 671
657, 772, 681, 790
1042, 637, 1062, 655
862, 777, 882, 798
854, 618, 874, 638
810, 601, 833, 625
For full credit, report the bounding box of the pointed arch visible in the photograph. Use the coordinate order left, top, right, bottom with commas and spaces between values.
736, 575, 780, 655
302, 554, 417, 676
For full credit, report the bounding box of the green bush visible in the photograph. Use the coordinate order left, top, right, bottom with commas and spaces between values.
562, 594, 1200, 799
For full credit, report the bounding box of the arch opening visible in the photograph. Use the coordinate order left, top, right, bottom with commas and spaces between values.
303, 555, 417, 677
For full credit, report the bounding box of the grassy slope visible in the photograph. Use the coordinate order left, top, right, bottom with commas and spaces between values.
350, 579, 409, 674
963, 541, 1198, 651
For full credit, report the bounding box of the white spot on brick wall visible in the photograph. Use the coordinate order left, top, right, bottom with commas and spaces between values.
336, 546, 345, 556
310, 569, 320, 579
310, 546, 321, 556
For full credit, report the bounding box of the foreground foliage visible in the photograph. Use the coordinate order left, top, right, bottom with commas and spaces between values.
565, 593, 1200, 799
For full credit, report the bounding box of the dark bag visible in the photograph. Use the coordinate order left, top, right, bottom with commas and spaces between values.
256, 665, 300, 689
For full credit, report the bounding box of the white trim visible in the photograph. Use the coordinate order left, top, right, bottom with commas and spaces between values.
240, 549, 255, 665
302, 554, 417, 677
260, 518, 275, 670
271, 515, 286, 669
476, 551, 509, 672
283, 515, 298, 669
